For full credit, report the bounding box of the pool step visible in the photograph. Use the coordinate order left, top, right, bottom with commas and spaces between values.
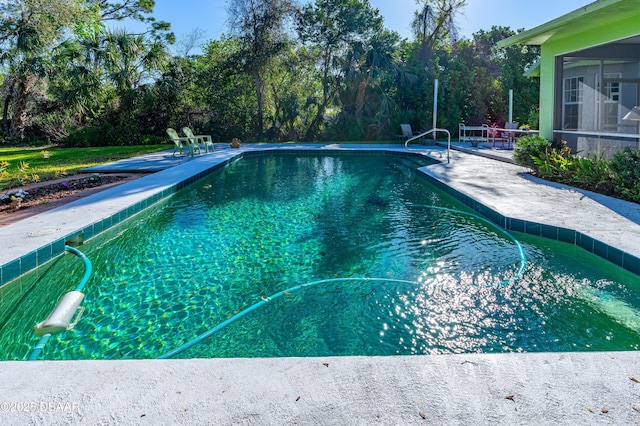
388, 157, 428, 180
399, 156, 429, 169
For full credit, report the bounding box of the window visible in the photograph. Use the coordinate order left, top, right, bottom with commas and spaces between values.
563, 76, 583, 130
596, 73, 622, 131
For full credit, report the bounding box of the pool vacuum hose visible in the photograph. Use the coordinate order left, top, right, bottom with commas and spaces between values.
28, 246, 92, 361
159, 205, 527, 359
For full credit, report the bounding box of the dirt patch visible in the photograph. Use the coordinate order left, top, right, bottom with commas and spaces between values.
0, 173, 143, 226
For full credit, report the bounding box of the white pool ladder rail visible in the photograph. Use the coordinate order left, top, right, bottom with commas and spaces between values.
404, 128, 451, 163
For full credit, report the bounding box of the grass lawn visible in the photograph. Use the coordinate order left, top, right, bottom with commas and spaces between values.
0, 145, 173, 190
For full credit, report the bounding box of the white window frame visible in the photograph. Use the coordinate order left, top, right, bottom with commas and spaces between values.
563, 76, 583, 130
595, 72, 622, 131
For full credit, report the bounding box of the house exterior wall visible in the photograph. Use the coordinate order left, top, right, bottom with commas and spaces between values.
537, 12, 640, 141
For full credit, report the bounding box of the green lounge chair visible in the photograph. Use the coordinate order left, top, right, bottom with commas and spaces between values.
183, 127, 214, 153
167, 128, 199, 156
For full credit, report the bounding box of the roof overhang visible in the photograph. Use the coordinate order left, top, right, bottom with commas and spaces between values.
524, 61, 540, 77
497, 0, 640, 47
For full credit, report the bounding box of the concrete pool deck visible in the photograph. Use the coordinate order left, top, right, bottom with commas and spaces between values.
1, 143, 640, 424
3, 352, 640, 425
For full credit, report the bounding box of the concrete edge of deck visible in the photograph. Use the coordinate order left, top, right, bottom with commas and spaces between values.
2, 352, 640, 424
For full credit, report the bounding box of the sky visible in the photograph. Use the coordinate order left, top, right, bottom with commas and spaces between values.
131, 0, 593, 52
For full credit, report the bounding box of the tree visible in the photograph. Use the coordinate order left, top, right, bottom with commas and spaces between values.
195, 36, 257, 141
47, 35, 107, 130
0, 0, 84, 138
0, 0, 82, 46
89, 0, 172, 42
175, 28, 206, 57
91, 0, 154, 21
0, 0, 171, 140
103, 29, 169, 102
472, 26, 540, 126
342, 29, 401, 118
296, 0, 384, 139
412, 0, 466, 67
228, 0, 293, 139
266, 43, 320, 140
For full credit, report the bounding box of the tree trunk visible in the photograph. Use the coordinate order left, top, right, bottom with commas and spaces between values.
253, 70, 264, 140
270, 82, 285, 138
3, 95, 12, 135
10, 74, 37, 139
305, 104, 325, 141
1, 76, 15, 134
355, 77, 368, 118
304, 51, 332, 141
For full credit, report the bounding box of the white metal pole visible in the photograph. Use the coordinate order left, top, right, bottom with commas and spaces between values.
433, 79, 438, 140
508, 89, 513, 123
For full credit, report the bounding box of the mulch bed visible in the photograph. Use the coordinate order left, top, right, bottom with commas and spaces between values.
0, 175, 131, 215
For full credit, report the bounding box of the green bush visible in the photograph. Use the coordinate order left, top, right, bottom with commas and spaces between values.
530, 143, 616, 195
524, 140, 628, 199
63, 123, 114, 147
610, 148, 640, 202
570, 155, 615, 194
63, 123, 166, 147
513, 135, 552, 169
610, 147, 640, 182
531, 143, 572, 179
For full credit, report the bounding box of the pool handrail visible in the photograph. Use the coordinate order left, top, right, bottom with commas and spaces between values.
405, 128, 451, 163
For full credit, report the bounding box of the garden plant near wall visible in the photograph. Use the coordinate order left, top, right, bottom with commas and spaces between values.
513, 136, 640, 204
610, 148, 640, 203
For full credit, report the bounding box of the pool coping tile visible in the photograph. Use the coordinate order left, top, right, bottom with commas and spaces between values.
624, 254, 640, 275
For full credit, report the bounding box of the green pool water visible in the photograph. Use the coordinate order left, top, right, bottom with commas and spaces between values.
1, 153, 639, 360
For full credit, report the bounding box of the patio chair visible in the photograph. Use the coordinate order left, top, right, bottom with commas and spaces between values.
183, 127, 215, 153
489, 125, 507, 148
395, 123, 418, 140
502, 122, 520, 149
167, 128, 199, 156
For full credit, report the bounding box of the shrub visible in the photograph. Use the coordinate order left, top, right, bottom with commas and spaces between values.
610, 148, 640, 183
531, 143, 572, 180
513, 135, 552, 169
531, 144, 615, 193
610, 148, 640, 202
570, 155, 615, 194
63, 123, 166, 147
63, 123, 115, 147
511, 137, 638, 204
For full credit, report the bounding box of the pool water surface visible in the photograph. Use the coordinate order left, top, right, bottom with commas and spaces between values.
1, 153, 639, 360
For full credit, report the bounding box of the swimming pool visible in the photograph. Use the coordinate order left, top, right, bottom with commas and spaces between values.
1, 152, 639, 360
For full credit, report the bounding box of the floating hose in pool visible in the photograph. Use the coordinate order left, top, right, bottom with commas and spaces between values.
159, 205, 527, 359
158, 277, 418, 359
407, 204, 527, 284
28, 246, 92, 361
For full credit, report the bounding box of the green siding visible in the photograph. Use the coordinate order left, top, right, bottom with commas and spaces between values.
539, 46, 555, 140
539, 12, 640, 139
498, 0, 640, 140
